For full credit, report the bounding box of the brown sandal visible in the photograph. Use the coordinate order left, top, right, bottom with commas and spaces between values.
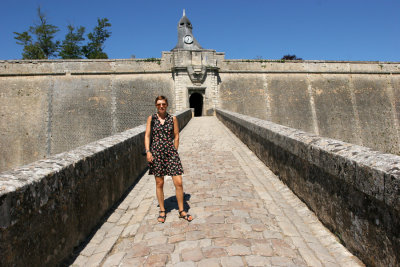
179, 210, 193, 222
158, 210, 166, 223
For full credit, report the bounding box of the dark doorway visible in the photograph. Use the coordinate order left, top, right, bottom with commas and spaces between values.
189, 93, 203, 116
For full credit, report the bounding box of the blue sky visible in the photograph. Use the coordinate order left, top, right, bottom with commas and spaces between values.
1, 0, 399, 61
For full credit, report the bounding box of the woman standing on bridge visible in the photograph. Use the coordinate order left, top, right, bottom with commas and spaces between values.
145, 96, 193, 223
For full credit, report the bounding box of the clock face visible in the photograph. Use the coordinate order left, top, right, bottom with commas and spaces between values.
184, 35, 193, 44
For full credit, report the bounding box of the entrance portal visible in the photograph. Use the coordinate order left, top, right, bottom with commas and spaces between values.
189, 92, 203, 116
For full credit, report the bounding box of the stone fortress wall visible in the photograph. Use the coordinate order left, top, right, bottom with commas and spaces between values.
219, 60, 400, 155
0, 57, 175, 172
1, 56, 399, 172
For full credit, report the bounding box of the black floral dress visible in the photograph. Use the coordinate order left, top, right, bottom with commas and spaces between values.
149, 113, 184, 176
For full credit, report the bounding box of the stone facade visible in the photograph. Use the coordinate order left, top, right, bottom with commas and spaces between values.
169, 50, 222, 115
0, 59, 175, 172
218, 60, 400, 155
1, 57, 400, 173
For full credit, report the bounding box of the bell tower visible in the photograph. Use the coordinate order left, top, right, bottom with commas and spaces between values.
172, 9, 202, 51
170, 10, 223, 116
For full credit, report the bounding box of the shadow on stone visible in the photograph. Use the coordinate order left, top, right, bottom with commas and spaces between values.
59, 171, 147, 266
160, 193, 191, 213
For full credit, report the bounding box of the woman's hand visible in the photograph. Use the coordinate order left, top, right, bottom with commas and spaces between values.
146, 152, 153, 163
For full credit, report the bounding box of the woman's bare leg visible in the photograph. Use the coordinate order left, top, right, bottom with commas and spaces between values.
172, 175, 192, 220
172, 175, 184, 211
155, 176, 166, 221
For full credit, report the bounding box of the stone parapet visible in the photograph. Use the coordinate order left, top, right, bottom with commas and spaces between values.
0, 109, 192, 267
0, 58, 172, 76
216, 109, 400, 267
220, 60, 400, 74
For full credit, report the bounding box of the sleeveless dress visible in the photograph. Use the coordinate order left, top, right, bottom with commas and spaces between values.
149, 113, 184, 176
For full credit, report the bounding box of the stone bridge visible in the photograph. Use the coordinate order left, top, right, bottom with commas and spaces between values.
1, 109, 399, 267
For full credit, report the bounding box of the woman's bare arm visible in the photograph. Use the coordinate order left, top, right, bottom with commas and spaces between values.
173, 116, 180, 150
145, 115, 153, 162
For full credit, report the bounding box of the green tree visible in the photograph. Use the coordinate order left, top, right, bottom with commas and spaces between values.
59, 25, 85, 59
83, 18, 111, 59
14, 7, 59, 59
14, 31, 45, 59
281, 54, 303, 60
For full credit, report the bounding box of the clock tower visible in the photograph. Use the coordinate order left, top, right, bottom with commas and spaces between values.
170, 10, 222, 116
172, 10, 202, 50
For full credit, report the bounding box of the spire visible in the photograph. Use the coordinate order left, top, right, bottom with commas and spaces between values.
172, 10, 203, 50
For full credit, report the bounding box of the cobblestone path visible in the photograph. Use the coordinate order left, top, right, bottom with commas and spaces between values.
71, 117, 364, 267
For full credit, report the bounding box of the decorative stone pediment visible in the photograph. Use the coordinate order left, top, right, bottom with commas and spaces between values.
187, 65, 207, 84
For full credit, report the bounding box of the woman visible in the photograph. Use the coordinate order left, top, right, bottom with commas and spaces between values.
145, 96, 193, 223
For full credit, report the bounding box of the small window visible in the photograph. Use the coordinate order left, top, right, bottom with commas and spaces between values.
180, 23, 184, 26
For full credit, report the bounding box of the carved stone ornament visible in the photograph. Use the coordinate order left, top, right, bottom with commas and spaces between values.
187, 65, 207, 84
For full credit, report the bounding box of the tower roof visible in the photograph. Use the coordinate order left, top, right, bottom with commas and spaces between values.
178, 9, 192, 29
172, 9, 202, 50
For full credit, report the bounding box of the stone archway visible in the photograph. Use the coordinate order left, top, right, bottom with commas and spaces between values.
189, 92, 203, 116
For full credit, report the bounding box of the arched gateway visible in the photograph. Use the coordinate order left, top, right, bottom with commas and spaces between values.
189, 92, 203, 116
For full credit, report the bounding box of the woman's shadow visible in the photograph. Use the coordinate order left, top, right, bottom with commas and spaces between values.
162, 193, 191, 213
